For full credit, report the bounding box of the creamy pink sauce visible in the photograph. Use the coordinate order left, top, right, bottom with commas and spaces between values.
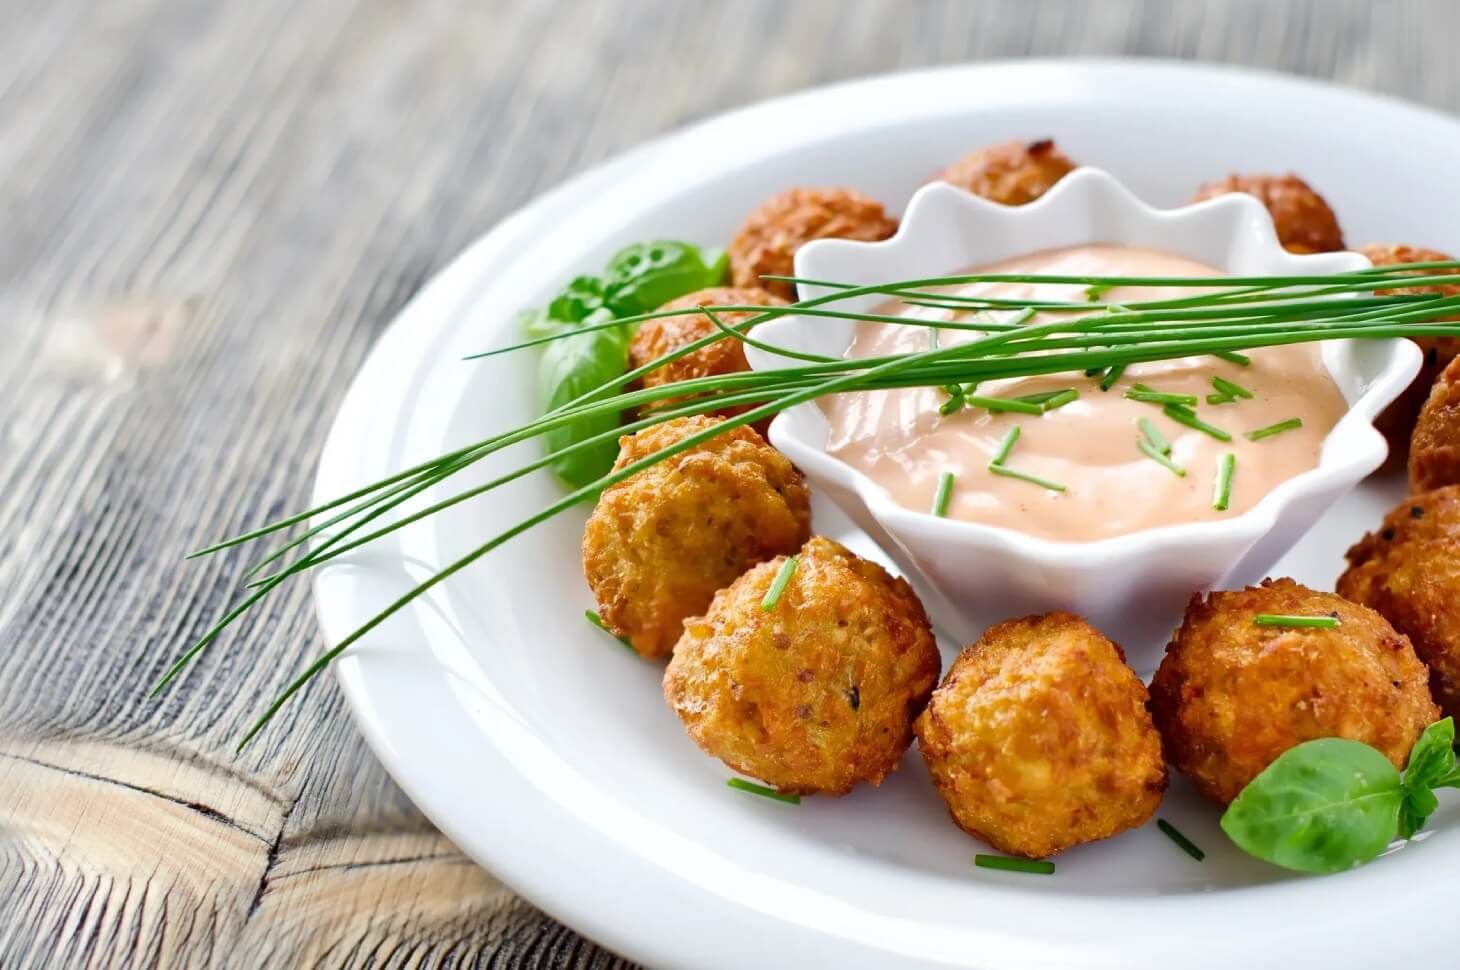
820, 244, 1349, 541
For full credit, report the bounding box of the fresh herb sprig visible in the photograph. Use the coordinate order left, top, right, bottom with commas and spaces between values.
1222, 718, 1459, 873
167, 262, 1460, 747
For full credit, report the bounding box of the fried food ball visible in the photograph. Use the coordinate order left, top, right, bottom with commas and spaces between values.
728, 188, 898, 300
1340, 485, 1460, 717
1410, 356, 1460, 492
628, 286, 786, 424
1149, 578, 1437, 805
1361, 244, 1460, 457
582, 416, 811, 659
932, 138, 1077, 206
913, 612, 1165, 858
1190, 173, 1344, 254
663, 536, 940, 795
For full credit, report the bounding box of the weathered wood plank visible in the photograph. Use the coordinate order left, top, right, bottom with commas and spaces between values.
2, 0, 1459, 966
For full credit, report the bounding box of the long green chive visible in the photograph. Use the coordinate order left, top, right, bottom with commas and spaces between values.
1165, 404, 1232, 442
1126, 388, 1199, 406
990, 427, 1021, 466
1138, 416, 1171, 455
171, 263, 1460, 747
727, 778, 800, 804
1139, 439, 1186, 476
1211, 376, 1254, 400
1098, 363, 1126, 391
1157, 819, 1205, 861
761, 556, 800, 611
585, 609, 634, 650
1215, 350, 1251, 366
1245, 417, 1303, 441
975, 854, 1055, 875
932, 471, 956, 517
989, 464, 1066, 492
962, 394, 1045, 415
1255, 613, 1340, 628
1212, 453, 1236, 511
1039, 388, 1079, 411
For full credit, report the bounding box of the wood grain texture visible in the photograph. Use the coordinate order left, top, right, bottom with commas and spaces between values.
2, 0, 1459, 966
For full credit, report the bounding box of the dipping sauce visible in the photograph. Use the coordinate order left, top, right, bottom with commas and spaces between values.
821, 244, 1349, 541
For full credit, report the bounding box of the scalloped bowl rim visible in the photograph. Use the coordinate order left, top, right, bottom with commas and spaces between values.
747, 169, 1423, 566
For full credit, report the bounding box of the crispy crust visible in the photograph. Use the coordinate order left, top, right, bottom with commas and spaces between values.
728, 188, 898, 300
662, 536, 940, 796
1190, 173, 1344, 254
1149, 578, 1437, 805
1410, 356, 1460, 492
1340, 485, 1460, 717
1361, 244, 1460, 459
913, 612, 1166, 858
581, 416, 811, 659
627, 286, 786, 428
932, 138, 1076, 206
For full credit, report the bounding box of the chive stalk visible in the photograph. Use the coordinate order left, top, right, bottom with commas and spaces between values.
761, 556, 800, 611
727, 778, 801, 804
1139, 439, 1186, 476
1157, 819, 1205, 861
1165, 404, 1232, 442
932, 472, 957, 517
1255, 614, 1340, 628
989, 427, 1021, 466
1138, 416, 1171, 455
1211, 375, 1254, 400
1245, 417, 1303, 441
988, 464, 1066, 492
975, 854, 1055, 875
585, 609, 634, 650
1212, 453, 1236, 511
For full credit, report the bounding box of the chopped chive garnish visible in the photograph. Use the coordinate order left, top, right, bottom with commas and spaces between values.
1211, 376, 1254, 400
1040, 388, 1079, 411
1215, 350, 1251, 366
1245, 417, 1303, 441
1098, 363, 1126, 392
1212, 452, 1236, 511
989, 427, 1021, 466
989, 463, 1066, 492
585, 609, 634, 651
761, 555, 800, 611
938, 385, 966, 416
962, 394, 1045, 416
1164, 404, 1232, 441
1157, 819, 1205, 861
931, 471, 956, 517
1254, 613, 1340, 628
1012, 388, 1074, 406
1084, 282, 1113, 302
727, 778, 801, 804
1138, 416, 1171, 455
1205, 392, 1236, 406
975, 854, 1055, 875
1126, 388, 1199, 406
1139, 439, 1186, 476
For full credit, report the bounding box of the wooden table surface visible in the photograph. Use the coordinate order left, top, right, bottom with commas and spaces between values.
4, 0, 1460, 965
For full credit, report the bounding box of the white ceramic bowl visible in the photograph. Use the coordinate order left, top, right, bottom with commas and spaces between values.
745, 169, 1420, 660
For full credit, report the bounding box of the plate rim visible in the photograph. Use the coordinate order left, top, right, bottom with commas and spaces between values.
313, 58, 1460, 969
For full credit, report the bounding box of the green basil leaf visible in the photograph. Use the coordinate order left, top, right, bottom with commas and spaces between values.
548, 275, 606, 324
602, 240, 720, 315
538, 316, 629, 488
1403, 717, 1455, 791
519, 307, 568, 341
1220, 738, 1403, 874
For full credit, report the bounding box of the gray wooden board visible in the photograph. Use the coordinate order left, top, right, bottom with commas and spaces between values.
2, 0, 1458, 966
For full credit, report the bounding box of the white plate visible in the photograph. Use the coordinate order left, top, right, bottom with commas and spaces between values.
314, 60, 1460, 970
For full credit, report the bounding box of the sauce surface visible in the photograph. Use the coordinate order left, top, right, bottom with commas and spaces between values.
820, 244, 1349, 541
